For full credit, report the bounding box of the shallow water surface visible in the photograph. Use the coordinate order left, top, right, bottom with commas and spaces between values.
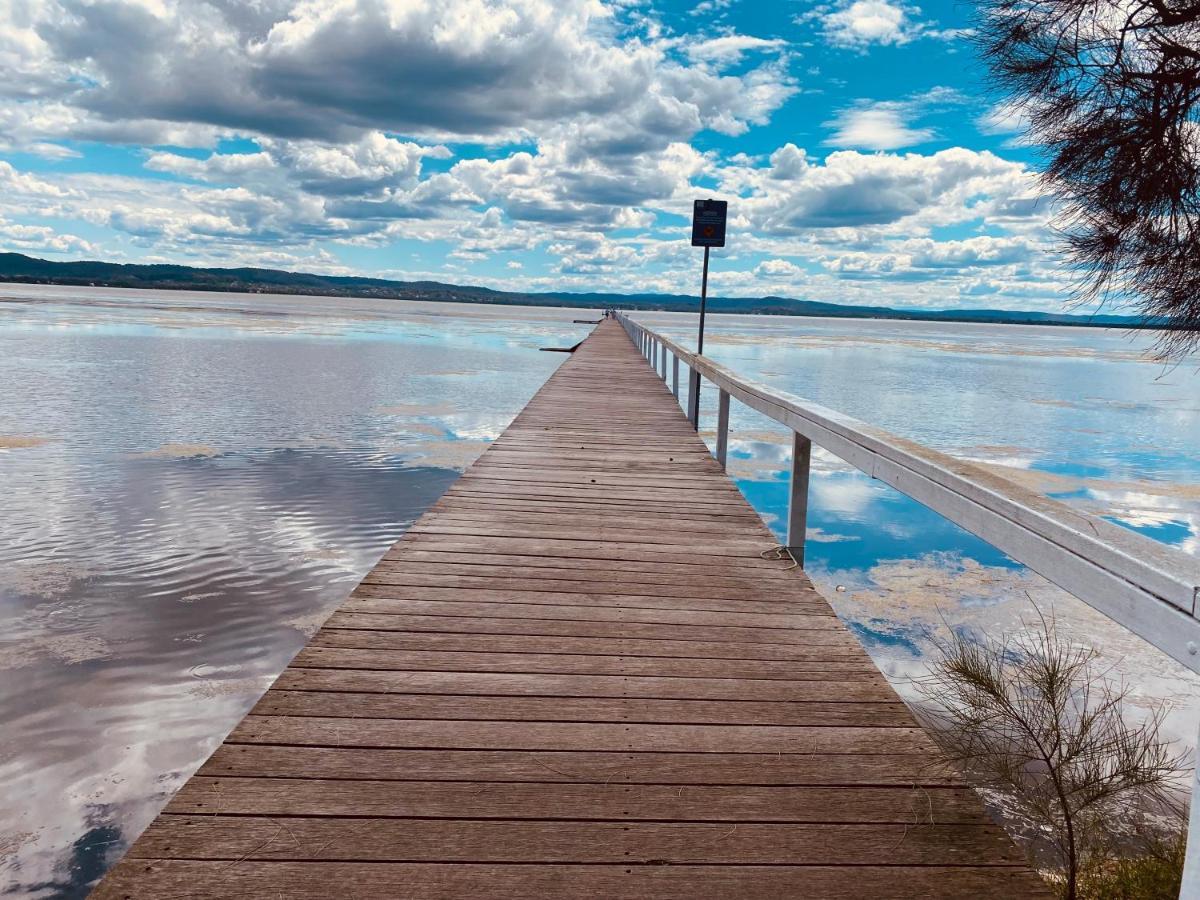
0, 287, 590, 897
4, 289, 1200, 895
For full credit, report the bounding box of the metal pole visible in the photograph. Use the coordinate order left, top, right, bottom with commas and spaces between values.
697, 245, 710, 356
716, 388, 730, 470
688, 368, 700, 429
689, 245, 711, 430
688, 365, 701, 428
786, 432, 812, 567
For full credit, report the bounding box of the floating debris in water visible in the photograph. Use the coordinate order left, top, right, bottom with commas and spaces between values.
132, 443, 220, 459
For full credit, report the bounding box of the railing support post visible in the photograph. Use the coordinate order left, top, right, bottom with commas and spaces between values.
661, 347, 668, 380
786, 432, 811, 567
1182, 728, 1200, 897
716, 389, 730, 470
672, 356, 679, 400
687, 369, 701, 430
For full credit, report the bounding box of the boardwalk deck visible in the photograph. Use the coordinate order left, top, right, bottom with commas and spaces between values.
95, 320, 1048, 899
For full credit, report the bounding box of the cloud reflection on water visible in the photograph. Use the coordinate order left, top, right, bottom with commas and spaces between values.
0, 289, 588, 897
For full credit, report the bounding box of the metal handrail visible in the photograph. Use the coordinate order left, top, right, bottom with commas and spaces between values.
615, 311, 1200, 672
613, 310, 1200, 897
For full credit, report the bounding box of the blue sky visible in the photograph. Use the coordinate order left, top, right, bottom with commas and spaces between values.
0, 0, 1068, 310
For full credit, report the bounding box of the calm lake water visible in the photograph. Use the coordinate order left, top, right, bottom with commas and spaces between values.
2, 286, 1198, 896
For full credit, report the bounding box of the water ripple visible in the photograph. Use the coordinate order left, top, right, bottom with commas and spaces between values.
0, 293, 587, 898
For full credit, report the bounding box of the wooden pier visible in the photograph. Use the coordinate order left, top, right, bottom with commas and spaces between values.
96, 320, 1047, 898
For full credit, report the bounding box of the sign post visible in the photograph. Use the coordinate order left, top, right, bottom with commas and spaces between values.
689, 199, 727, 429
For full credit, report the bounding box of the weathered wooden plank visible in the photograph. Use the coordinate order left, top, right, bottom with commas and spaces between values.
227, 716, 934, 754
384, 536, 794, 568
347, 595, 837, 627
400, 533, 779, 563
198, 746, 963, 786
166, 777, 988, 823
92, 861, 1053, 900
251, 690, 911, 726
124, 816, 1025, 866
382, 547, 787, 578
416, 511, 769, 539
373, 545, 799, 576
309, 627, 867, 659
323, 611, 819, 645
364, 559, 812, 591
272, 668, 896, 701
352, 580, 829, 613
290, 646, 877, 680
359, 571, 816, 604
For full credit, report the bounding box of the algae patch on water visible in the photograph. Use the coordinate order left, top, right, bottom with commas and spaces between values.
396, 438, 491, 470
133, 443, 220, 459
0, 600, 114, 670
376, 402, 456, 416
0, 435, 51, 450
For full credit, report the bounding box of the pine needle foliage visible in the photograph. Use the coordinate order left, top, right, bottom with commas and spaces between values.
916, 618, 1186, 899
976, 0, 1200, 358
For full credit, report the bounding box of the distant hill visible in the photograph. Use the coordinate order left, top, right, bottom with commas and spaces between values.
0, 252, 1154, 329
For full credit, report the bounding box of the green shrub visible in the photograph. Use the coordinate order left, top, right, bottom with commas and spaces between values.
1076, 830, 1185, 900
915, 614, 1186, 900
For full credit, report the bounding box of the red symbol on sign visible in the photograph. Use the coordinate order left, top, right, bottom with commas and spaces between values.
704, 226, 716, 236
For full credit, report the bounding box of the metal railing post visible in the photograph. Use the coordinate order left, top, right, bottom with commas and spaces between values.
786, 432, 811, 567
661, 347, 668, 380
1183, 742, 1200, 896
687, 369, 701, 430
716, 389, 730, 470
672, 355, 680, 400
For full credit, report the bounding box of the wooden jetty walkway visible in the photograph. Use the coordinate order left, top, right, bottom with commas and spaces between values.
97, 319, 1047, 898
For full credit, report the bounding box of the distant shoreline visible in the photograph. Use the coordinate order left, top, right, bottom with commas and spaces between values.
0, 251, 1162, 331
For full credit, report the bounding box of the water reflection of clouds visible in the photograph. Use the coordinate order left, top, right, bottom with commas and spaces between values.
1, 294, 590, 896
2, 449, 460, 897
812, 554, 1200, 758
810, 473, 883, 518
